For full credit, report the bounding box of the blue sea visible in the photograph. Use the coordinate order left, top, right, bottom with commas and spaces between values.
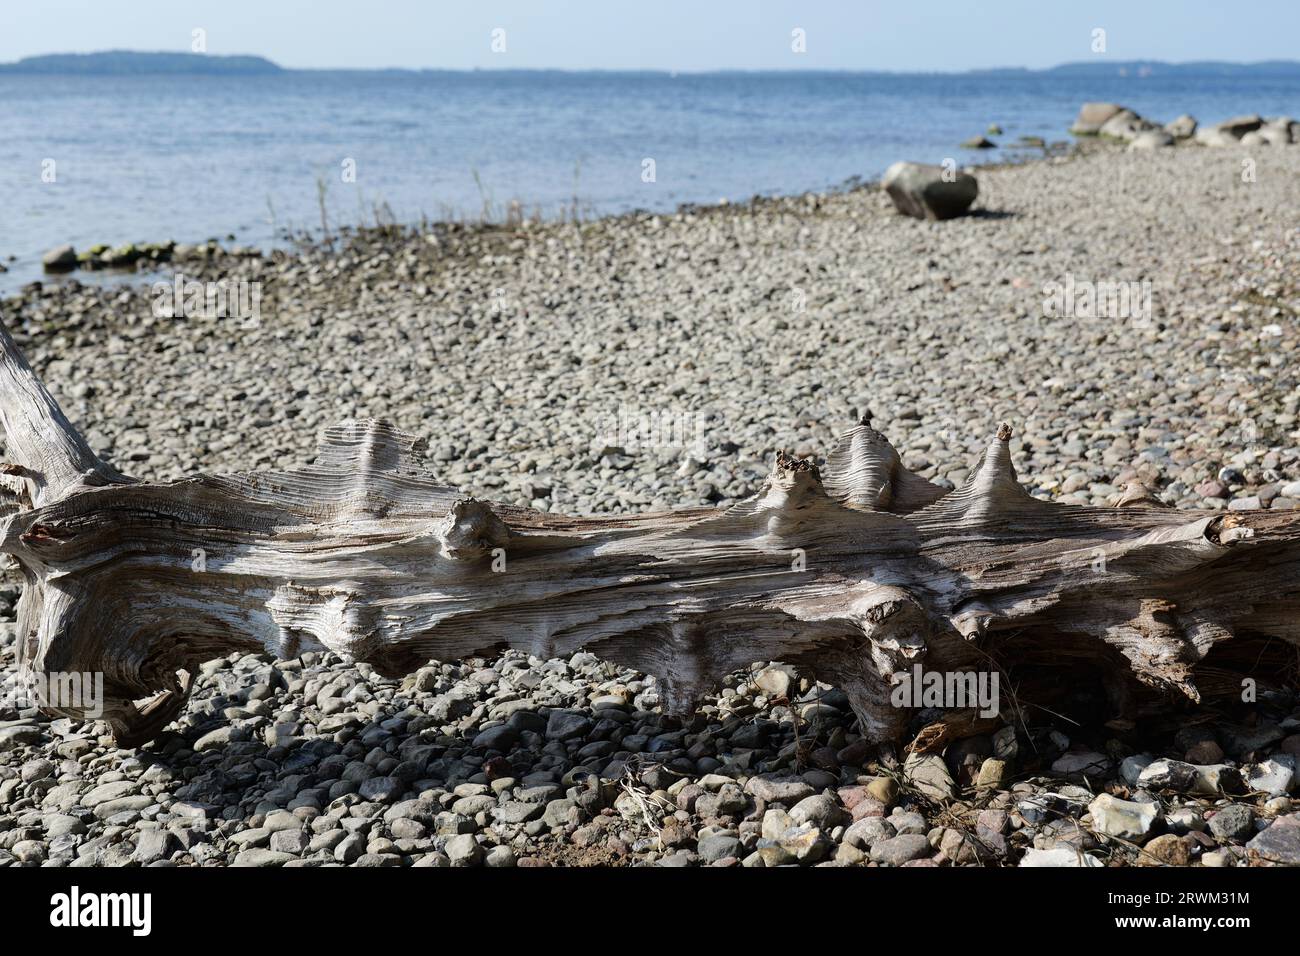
2, 69, 1298, 292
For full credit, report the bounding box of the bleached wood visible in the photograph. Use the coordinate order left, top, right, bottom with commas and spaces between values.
1, 323, 1298, 748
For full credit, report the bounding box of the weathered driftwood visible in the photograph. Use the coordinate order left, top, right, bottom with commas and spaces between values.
2, 321, 1299, 750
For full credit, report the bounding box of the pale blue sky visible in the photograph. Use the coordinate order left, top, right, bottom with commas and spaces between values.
1, 0, 1296, 72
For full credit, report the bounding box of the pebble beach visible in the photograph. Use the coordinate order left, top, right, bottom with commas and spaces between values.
2, 139, 1299, 868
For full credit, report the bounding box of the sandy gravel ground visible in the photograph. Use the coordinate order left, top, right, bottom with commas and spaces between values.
1, 142, 1298, 868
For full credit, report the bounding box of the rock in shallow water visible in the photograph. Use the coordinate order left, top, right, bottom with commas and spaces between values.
42, 245, 77, 272
1070, 102, 1129, 135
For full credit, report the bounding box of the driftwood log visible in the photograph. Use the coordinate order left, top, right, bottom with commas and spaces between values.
2, 322, 1299, 750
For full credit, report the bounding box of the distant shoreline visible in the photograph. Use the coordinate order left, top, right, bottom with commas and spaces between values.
3, 50, 1300, 77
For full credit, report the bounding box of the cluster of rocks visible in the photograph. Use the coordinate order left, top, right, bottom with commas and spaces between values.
1, 143, 1299, 866
42, 240, 261, 274
1070, 102, 1300, 150
961, 130, 1049, 151
894, 130, 1067, 221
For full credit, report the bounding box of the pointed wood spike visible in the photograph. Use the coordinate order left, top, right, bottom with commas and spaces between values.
822, 415, 946, 514
930, 420, 1038, 520
768, 449, 823, 496
1113, 480, 1169, 509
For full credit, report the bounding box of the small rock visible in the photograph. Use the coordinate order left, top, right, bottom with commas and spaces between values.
993, 726, 1019, 760
358, 776, 404, 803
445, 834, 484, 866
1185, 740, 1224, 764
269, 829, 309, 854
834, 843, 867, 865
1019, 847, 1104, 868
745, 776, 814, 805
232, 849, 294, 867
1164, 114, 1198, 139
334, 833, 365, 864
1120, 754, 1153, 788
1243, 756, 1295, 796
0, 725, 45, 750
752, 665, 793, 699
1138, 759, 1199, 792
1193, 764, 1246, 795
1052, 751, 1110, 777
1140, 834, 1191, 866
1246, 814, 1300, 865
789, 793, 845, 830
544, 710, 593, 741
870, 834, 932, 866
1165, 807, 1204, 834
1088, 793, 1157, 842
843, 817, 893, 850
1208, 805, 1255, 842
484, 845, 515, 868
903, 752, 956, 802
864, 776, 899, 806
132, 830, 176, 864
698, 834, 742, 863
890, 808, 928, 835
939, 827, 989, 865
1070, 102, 1129, 135
471, 724, 519, 751
975, 757, 1008, 789
1127, 130, 1174, 151
193, 726, 235, 752
42, 245, 77, 271
766, 824, 829, 865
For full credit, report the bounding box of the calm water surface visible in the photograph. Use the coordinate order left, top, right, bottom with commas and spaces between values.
2, 70, 1298, 291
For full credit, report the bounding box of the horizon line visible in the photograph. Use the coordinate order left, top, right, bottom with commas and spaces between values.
5, 49, 1300, 76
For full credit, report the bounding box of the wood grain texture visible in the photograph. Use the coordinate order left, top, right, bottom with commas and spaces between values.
1, 322, 1297, 748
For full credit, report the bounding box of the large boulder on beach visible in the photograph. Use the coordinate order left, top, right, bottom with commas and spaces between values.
1194, 125, 1239, 147
1164, 114, 1197, 139
1195, 114, 1270, 148
1217, 114, 1263, 138
1259, 126, 1290, 146
42, 245, 77, 272
1098, 110, 1156, 143
1128, 130, 1174, 151
882, 162, 978, 221
1070, 102, 1128, 135
1261, 117, 1297, 145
